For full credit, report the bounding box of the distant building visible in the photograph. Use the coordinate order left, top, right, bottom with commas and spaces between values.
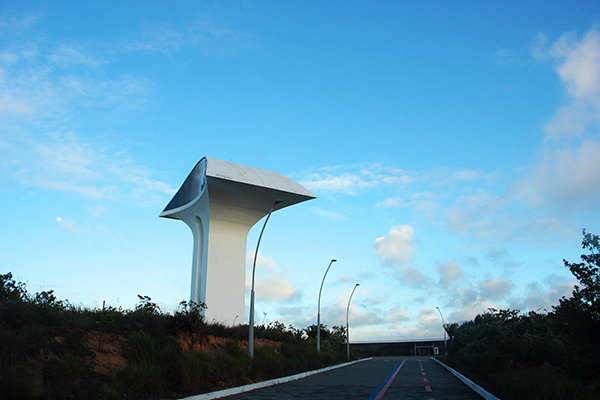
160, 157, 315, 325
351, 339, 447, 356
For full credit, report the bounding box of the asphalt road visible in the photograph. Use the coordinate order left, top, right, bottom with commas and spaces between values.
219, 356, 484, 400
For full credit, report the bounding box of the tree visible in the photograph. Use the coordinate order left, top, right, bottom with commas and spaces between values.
0, 272, 28, 303
557, 229, 600, 319
551, 229, 600, 379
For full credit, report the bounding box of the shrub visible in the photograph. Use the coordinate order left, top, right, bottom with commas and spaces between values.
43, 352, 96, 400
0, 361, 35, 400
119, 361, 167, 400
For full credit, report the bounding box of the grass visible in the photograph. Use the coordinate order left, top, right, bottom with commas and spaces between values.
0, 272, 354, 400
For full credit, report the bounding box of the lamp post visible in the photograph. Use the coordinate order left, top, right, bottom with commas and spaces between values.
317, 259, 336, 352
346, 283, 359, 360
436, 306, 447, 355
248, 199, 283, 358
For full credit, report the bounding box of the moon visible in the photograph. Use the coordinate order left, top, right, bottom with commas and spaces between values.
56, 217, 62, 222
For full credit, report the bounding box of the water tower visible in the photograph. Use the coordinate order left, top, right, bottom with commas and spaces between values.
161, 157, 315, 324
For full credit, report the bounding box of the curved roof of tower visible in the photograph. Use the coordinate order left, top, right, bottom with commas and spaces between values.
205, 157, 314, 196
160, 157, 315, 218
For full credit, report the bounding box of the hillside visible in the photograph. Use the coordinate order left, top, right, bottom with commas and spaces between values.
0, 275, 352, 400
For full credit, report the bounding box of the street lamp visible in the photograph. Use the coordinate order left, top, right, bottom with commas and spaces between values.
346, 283, 359, 360
317, 259, 336, 352
436, 306, 447, 355
248, 199, 283, 358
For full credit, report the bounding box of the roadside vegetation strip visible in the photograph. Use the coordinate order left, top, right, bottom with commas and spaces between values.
431, 358, 500, 400
367, 359, 406, 400
179, 357, 373, 400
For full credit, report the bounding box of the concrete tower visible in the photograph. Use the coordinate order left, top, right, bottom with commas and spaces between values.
160, 157, 315, 324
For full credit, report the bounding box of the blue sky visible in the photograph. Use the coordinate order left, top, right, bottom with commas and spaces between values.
1, 0, 600, 341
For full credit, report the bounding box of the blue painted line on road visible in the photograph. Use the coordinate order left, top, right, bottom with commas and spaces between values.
366, 359, 406, 400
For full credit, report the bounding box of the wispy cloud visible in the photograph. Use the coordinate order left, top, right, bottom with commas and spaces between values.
3, 131, 174, 203
310, 207, 347, 221
323, 287, 386, 327
0, 15, 172, 206
516, 141, 600, 210
436, 261, 463, 287
478, 277, 515, 301
59, 219, 82, 234
121, 14, 258, 57
48, 44, 109, 69
299, 164, 418, 195
509, 275, 575, 311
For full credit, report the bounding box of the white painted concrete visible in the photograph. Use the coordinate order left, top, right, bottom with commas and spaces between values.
161, 157, 315, 325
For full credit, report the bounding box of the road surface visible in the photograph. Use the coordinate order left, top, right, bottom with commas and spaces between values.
219, 356, 484, 399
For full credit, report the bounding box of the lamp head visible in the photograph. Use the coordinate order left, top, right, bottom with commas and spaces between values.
331, 259, 337, 263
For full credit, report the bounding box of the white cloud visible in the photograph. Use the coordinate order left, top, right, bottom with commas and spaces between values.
552, 30, 600, 100
539, 29, 600, 139
374, 225, 414, 266
247, 251, 301, 302
373, 225, 429, 286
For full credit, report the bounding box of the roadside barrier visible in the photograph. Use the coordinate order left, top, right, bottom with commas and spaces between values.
431, 357, 500, 400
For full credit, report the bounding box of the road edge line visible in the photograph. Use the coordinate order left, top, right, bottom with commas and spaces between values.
179, 357, 373, 400
430, 357, 500, 400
